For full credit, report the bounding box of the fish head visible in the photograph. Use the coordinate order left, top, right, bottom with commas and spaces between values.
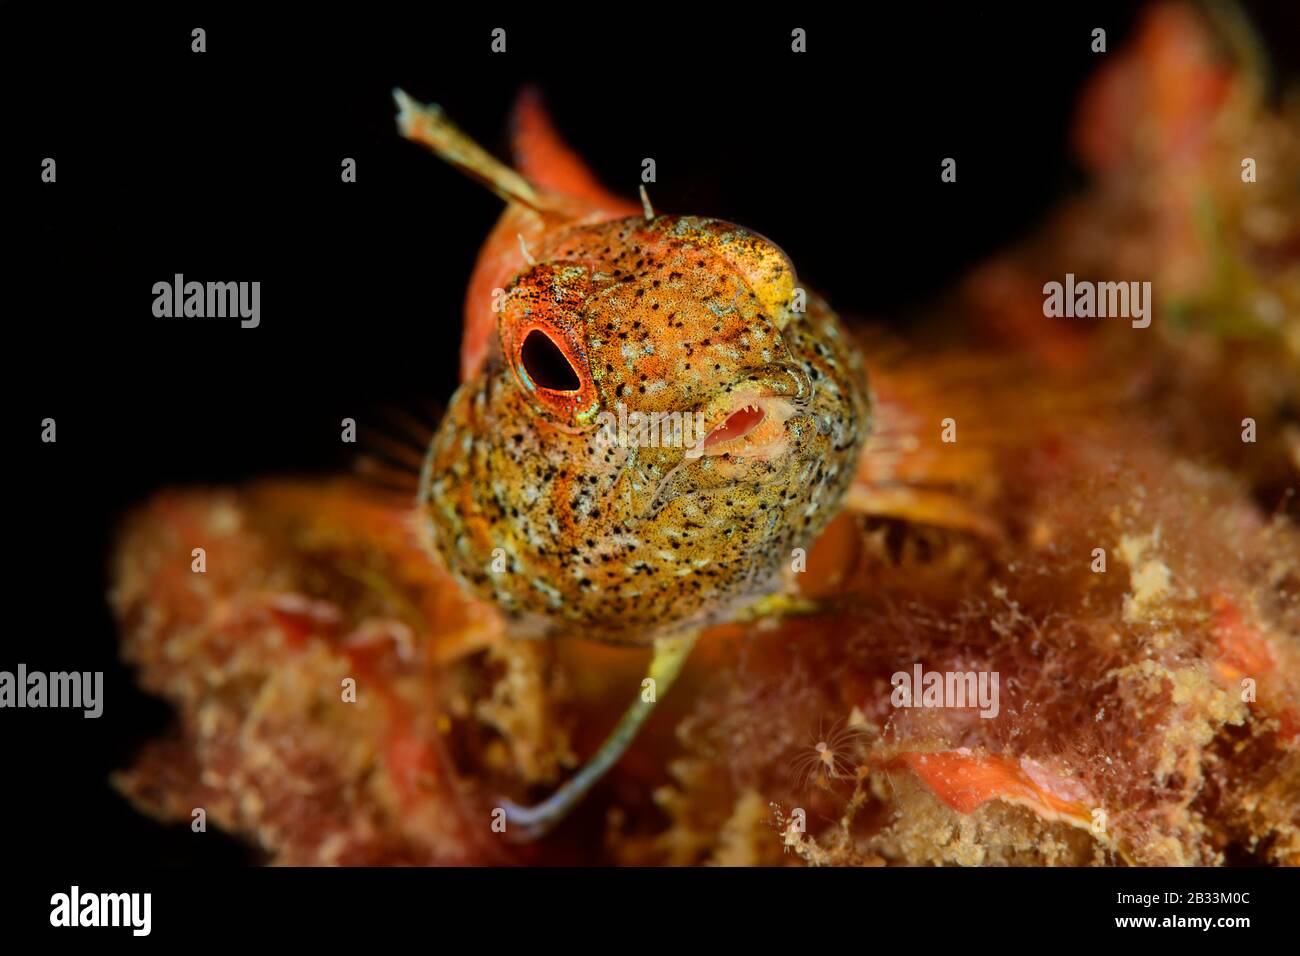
425, 212, 870, 643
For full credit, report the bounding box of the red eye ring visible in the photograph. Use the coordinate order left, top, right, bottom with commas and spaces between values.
499, 262, 600, 428
506, 320, 600, 429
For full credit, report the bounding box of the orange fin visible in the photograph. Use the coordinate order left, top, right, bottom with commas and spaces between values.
510, 87, 640, 216
849, 349, 1010, 537
849, 340, 1126, 537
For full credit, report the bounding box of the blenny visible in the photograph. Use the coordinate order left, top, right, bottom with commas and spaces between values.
394, 88, 870, 836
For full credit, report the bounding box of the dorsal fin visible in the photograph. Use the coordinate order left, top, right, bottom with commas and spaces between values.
510, 87, 640, 216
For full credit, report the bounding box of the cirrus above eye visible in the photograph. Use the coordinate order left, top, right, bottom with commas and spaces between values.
520, 329, 581, 391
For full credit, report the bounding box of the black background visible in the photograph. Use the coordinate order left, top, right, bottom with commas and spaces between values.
3, 0, 1298, 882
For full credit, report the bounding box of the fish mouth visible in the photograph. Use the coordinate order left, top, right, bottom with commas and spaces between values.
684, 363, 813, 463
639, 364, 815, 518
684, 394, 800, 462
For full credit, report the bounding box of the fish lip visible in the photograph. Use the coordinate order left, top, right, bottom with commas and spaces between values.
747, 362, 813, 405
637, 415, 813, 521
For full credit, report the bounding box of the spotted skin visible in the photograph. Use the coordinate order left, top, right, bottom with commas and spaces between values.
421, 213, 870, 645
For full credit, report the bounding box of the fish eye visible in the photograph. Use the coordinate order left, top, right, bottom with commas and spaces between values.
520, 329, 581, 392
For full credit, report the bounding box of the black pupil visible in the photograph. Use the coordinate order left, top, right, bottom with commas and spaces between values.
521, 330, 580, 391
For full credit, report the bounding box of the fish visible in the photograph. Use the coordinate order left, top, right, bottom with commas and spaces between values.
106, 12, 1300, 864
394, 87, 871, 835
